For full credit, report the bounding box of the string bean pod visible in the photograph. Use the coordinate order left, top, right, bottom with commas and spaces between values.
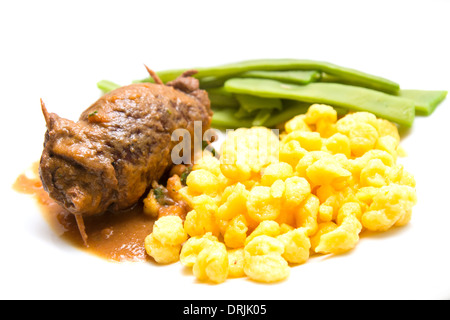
239, 70, 320, 85
224, 78, 415, 126
139, 59, 400, 94
235, 94, 282, 112
97, 80, 121, 94
398, 89, 447, 115
211, 108, 254, 128
206, 87, 239, 108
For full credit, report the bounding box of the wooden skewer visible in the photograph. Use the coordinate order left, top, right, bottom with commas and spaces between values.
75, 214, 89, 247
40, 98, 51, 128
144, 65, 164, 85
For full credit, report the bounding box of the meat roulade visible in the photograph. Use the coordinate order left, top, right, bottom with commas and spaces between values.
39, 67, 212, 242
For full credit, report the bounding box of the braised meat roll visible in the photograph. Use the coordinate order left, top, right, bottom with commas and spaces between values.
39, 68, 212, 220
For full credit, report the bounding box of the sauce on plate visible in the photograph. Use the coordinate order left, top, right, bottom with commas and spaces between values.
13, 162, 154, 262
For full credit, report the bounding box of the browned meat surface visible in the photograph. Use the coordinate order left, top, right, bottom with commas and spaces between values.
39, 70, 212, 220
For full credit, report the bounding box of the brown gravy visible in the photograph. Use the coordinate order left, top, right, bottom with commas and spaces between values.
13, 162, 154, 262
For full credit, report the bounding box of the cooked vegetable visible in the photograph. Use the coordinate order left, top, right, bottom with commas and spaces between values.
233, 105, 254, 119
264, 100, 347, 127
180, 166, 192, 186
140, 59, 400, 94
224, 78, 415, 127
235, 94, 282, 113
102, 59, 446, 128
232, 93, 282, 122
263, 101, 310, 127
322, 74, 448, 116
199, 76, 234, 89
153, 187, 166, 205
97, 80, 120, 94
239, 70, 320, 84
212, 100, 347, 129
319, 73, 399, 93
196, 70, 319, 89
398, 89, 447, 115
206, 86, 239, 108
252, 109, 273, 126
211, 108, 254, 128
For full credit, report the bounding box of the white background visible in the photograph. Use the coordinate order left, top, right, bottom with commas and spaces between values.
0, 0, 449, 300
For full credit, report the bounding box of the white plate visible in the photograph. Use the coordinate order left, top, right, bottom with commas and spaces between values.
1, 0, 449, 300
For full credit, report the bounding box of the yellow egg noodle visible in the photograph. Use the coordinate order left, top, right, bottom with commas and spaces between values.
144, 104, 417, 283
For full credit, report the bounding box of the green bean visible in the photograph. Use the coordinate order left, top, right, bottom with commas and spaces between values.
232, 94, 282, 124
211, 100, 345, 129
97, 80, 121, 94
139, 69, 320, 88
139, 59, 400, 94
398, 89, 447, 115
318, 75, 447, 116
206, 87, 239, 108
199, 76, 230, 89
264, 101, 310, 127
262, 100, 348, 128
240, 70, 321, 84
224, 78, 415, 126
320, 73, 397, 93
252, 109, 273, 126
234, 105, 254, 119
235, 94, 282, 113
210, 107, 254, 128
199, 70, 319, 89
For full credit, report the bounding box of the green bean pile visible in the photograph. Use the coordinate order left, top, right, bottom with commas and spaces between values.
97, 59, 447, 128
